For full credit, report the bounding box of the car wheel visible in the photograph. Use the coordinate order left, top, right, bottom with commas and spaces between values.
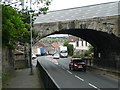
69, 66, 71, 70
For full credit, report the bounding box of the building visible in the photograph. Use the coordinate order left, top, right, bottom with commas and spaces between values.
68, 35, 90, 54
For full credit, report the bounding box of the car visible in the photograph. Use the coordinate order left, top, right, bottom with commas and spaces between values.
69, 58, 86, 71
53, 53, 60, 59
32, 54, 37, 60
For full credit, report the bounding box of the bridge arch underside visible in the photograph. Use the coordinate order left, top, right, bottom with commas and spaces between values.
47, 29, 120, 69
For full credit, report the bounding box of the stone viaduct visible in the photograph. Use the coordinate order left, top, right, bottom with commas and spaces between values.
33, 1, 120, 70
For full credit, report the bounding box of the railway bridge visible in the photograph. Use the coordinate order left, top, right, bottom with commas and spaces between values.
34, 1, 120, 70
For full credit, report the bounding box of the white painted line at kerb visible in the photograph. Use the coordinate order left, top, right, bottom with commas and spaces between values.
67, 70, 72, 74
75, 75, 84, 81
88, 83, 101, 90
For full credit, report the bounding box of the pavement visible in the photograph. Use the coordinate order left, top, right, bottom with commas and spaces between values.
0, 60, 2, 90
2, 60, 45, 89
87, 65, 120, 81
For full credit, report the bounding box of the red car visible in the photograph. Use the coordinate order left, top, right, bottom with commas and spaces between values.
69, 58, 86, 71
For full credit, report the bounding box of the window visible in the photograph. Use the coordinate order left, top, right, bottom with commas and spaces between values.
85, 42, 87, 46
76, 41, 79, 47
81, 40, 83, 46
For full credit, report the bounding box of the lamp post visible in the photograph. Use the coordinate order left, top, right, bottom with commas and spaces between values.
19, 0, 34, 75
29, 0, 33, 75
19, 0, 33, 75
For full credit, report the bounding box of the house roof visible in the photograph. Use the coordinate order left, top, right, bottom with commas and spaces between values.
68, 35, 79, 42
51, 43, 60, 48
34, 42, 45, 47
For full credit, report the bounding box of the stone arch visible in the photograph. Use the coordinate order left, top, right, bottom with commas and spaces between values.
34, 16, 119, 41
34, 18, 120, 65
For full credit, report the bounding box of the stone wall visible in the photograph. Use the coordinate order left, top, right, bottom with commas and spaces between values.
14, 54, 28, 69
2, 48, 15, 84
2, 48, 14, 73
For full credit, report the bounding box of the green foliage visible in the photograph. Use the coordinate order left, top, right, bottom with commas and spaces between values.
84, 50, 91, 57
88, 45, 94, 52
72, 54, 81, 58
72, 45, 94, 58
72, 54, 84, 58
84, 45, 94, 57
63, 41, 74, 56
21, 12, 30, 25
39, 0, 51, 14
2, 0, 52, 48
63, 41, 68, 46
2, 5, 29, 48
67, 44, 74, 56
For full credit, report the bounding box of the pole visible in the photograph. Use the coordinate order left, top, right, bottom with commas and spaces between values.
29, 0, 33, 75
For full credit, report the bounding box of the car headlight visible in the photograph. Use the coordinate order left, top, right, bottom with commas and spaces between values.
74, 64, 77, 66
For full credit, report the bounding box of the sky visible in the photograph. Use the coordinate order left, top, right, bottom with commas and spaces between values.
48, 0, 118, 37
49, 0, 118, 11
47, 34, 69, 37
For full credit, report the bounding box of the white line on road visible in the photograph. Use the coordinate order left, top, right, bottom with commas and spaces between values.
75, 75, 84, 81
88, 83, 101, 90
62, 67, 65, 70
67, 70, 72, 74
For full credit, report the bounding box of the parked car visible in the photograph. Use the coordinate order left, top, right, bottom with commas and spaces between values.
53, 53, 60, 59
69, 58, 86, 71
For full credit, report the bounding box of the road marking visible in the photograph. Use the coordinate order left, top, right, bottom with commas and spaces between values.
75, 75, 84, 81
88, 83, 100, 90
67, 70, 72, 74
49, 58, 59, 65
62, 67, 65, 69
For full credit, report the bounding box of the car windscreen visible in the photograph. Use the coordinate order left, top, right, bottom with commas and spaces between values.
60, 51, 67, 53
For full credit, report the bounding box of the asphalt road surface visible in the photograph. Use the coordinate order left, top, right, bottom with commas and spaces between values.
37, 56, 119, 90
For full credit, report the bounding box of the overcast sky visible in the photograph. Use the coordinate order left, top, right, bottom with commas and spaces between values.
49, 0, 118, 11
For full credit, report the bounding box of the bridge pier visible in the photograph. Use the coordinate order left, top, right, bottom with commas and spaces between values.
93, 49, 120, 71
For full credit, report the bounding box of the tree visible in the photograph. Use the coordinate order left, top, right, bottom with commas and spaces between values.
2, 4, 29, 48
2, 0, 52, 48
83, 45, 94, 58
63, 41, 74, 56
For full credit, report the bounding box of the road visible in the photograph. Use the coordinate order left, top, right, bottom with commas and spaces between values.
37, 56, 119, 89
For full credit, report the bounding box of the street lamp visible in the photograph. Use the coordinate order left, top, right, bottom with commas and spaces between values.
29, 0, 33, 75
